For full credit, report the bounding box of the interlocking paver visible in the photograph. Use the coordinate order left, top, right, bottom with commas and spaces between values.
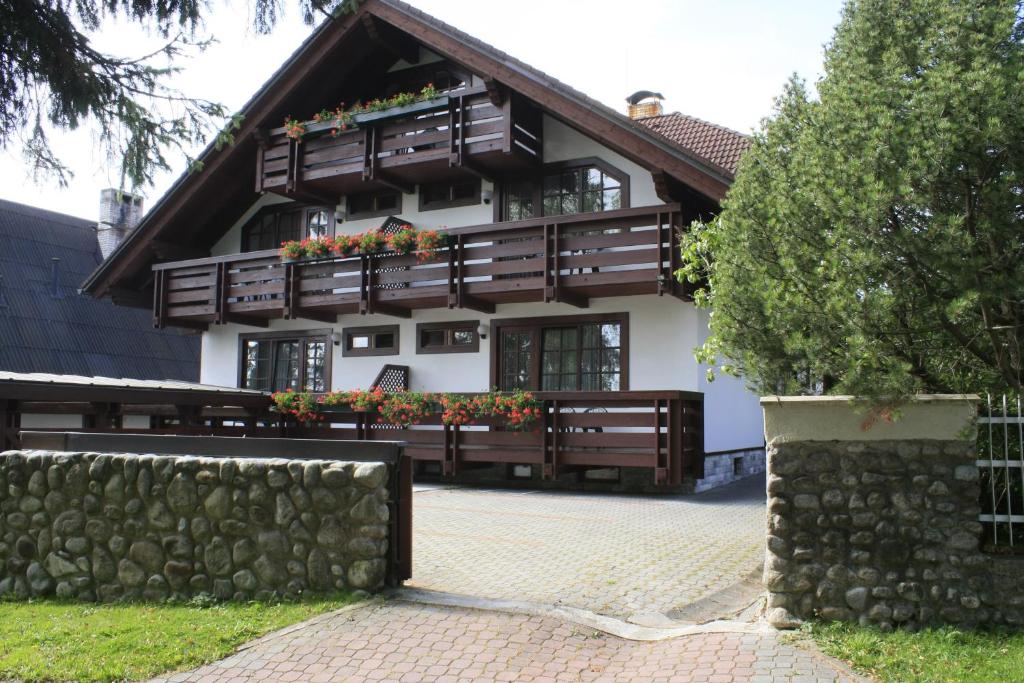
410, 475, 766, 618
152, 600, 858, 683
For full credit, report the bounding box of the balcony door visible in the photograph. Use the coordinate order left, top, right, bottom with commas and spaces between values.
493, 314, 628, 392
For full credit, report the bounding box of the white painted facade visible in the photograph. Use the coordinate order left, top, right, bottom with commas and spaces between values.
199, 111, 764, 453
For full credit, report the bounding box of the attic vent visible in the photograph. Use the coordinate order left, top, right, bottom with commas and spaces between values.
626, 90, 664, 119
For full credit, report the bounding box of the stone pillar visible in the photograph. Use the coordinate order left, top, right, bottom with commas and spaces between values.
759, 394, 1005, 630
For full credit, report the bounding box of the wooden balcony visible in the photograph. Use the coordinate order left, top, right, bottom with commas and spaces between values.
152, 204, 690, 328
292, 390, 705, 486
256, 90, 542, 197
2, 378, 704, 487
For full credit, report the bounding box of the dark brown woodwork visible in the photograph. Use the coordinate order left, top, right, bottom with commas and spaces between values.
151, 204, 685, 329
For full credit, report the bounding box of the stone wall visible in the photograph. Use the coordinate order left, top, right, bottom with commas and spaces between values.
692, 448, 766, 493
0, 450, 392, 602
762, 395, 1024, 630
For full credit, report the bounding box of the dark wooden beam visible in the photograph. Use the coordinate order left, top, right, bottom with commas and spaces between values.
150, 240, 208, 261
361, 302, 411, 319
484, 78, 504, 107
221, 314, 271, 328
555, 289, 589, 309
369, 170, 414, 195
458, 294, 496, 314
361, 14, 420, 65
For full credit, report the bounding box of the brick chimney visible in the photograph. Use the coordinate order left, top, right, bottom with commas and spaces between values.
96, 188, 143, 259
626, 90, 664, 119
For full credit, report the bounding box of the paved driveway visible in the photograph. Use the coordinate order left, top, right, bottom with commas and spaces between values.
408, 475, 766, 620
156, 599, 858, 683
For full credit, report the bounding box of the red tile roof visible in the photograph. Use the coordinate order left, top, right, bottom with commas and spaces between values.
636, 113, 751, 177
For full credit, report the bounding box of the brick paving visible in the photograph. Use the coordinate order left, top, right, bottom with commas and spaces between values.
153, 599, 859, 683
409, 476, 766, 620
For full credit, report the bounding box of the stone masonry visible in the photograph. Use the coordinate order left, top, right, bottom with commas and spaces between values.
0, 450, 392, 602
762, 396, 1024, 631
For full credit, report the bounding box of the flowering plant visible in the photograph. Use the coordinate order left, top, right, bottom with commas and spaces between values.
377, 391, 433, 427
486, 388, 541, 430
271, 389, 321, 423
332, 234, 358, 258
283, 117, 305, 141
439, 394, 479, 426
357, 229, 388, 254
419, 82, 439, 100
279, 240, 304, 260
415, 229, 448, 263
345, 387, 386, 413
302, 236, 333, 259
387, 226, 418, 255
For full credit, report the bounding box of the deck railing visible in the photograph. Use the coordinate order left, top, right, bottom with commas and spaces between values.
287, 390, 704, 486
152, 204, 689, 328
256, 90, 542, 193
2, 380, 704, 487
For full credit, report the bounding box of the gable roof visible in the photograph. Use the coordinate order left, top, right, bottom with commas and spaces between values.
0, 199, 200, 380
83, 0, 744, 298
636, 113, 750, 175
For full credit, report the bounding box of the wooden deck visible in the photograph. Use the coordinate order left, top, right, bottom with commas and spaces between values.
257, 89, 542, 196
152, 204, 690, 329
0, 377, 703, 487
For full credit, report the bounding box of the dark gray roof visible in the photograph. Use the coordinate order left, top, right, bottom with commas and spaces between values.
0, 199, 199, 381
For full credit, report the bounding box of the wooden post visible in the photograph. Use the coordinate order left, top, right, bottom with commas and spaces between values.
669, 398, 683, 486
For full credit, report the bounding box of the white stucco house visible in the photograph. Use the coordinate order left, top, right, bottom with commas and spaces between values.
84, 0, 764, 491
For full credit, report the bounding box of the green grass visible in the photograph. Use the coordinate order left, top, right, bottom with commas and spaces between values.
0, 593, 359, 682
809, 621, 1024, 683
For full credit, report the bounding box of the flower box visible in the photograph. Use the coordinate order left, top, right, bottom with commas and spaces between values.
351, 97, 447, 125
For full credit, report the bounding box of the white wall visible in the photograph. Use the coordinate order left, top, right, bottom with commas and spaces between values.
697, 308, 765, 453
200, 110, 764, 452
200, 294, 702, 393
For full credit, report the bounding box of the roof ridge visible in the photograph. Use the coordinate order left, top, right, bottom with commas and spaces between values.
649, 111, 750, 140
0, 198, 93, 228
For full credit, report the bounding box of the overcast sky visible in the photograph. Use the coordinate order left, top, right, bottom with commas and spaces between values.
0, 0, 846, 220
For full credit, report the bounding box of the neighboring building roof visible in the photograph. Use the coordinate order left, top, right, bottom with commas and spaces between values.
636, 113, 751, 175
0, 199, 200, 380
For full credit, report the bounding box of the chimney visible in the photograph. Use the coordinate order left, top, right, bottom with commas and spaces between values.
96, 188, 143, 259
626, 90, 664, 119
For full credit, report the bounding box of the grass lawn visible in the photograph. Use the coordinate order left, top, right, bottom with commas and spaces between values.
809, 621, 1024, 683
0, 593, 360, 682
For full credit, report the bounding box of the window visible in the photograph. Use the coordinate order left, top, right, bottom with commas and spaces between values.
500, 158, 630, 221
239, 331, 330, 392
419, 179, 481, 211
342, 325, 400, 357
241, 205, 334, 252
346, 190, 402, 220
541, 321, 622, 391
492, 314, 628, 392
416, 321, 479, 354
542, 166, 622, 216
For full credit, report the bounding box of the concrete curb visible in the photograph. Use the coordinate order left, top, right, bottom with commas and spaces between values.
388, 587, 775, 642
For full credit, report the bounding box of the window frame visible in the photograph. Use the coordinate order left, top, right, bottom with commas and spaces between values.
240, 204, 336, 253
499, 157, 631, 221
418, 178, 482, 212
341, 324, 401, 358
344, 189, 403, 220
415, 320, 480, 355
489, 313, 630, 392
236, 328, 333, 392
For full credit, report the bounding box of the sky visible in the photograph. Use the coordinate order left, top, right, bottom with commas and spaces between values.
0, 0, 846, 220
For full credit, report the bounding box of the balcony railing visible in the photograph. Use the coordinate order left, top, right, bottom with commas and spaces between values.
290, 390, 705, 486
152, 204, 690, 328
1, 377, 704, 487
256, 90, 543, 195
